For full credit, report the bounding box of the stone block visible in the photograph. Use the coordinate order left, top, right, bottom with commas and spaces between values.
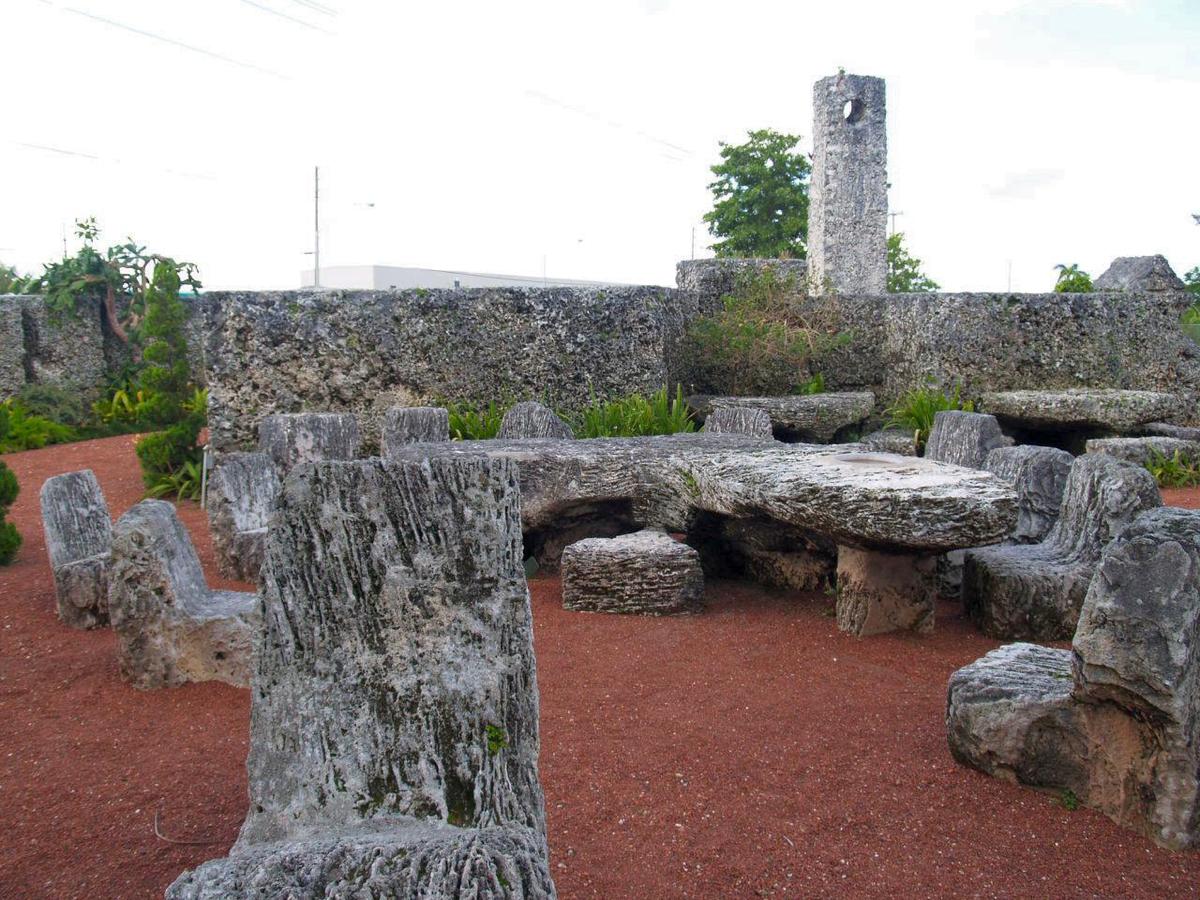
1094, 255, 1185, 292
701, 406, 773, 438
257, 412, 361, 474
380, 405, 449, 454
206, 451, 280, 582
39, 469, 112, 629
924, 411, 1011, 469
497, 401, 574, 440
561, 530, 704, 616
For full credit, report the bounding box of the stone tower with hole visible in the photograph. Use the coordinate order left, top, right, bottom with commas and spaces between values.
808, 73, 888, 295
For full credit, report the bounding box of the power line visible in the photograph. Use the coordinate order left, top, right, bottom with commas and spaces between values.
288, 0, 337, 16
10, 139, 219, 181
62, 6, 291, 80
239, 0, 333, 34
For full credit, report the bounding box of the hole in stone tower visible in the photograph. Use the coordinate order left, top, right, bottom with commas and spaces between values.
843, 99, 865, 124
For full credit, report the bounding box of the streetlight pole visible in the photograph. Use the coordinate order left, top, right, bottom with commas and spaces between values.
313, 166, 321, 288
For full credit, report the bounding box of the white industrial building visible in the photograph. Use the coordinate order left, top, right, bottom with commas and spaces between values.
300, 265, 621, 290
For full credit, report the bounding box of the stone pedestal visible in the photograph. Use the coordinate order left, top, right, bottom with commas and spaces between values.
836, 546, 935, 636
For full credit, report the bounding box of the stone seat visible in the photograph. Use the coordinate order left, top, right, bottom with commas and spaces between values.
561, 530, 704, 616
980, 388, 1183, 438
962, 453, 1160, 640
497, 400, 574, 439
380, 405, 450, 454
258, 412, 361, 475
688, 392, 875, 443
924, 410, 1011, 469
701, 406, 773, 438
206, 451, 281, 583
168, 457, 554, 898
1085, 435, 1200, 467
39, 469, 113, 629
948, 507, 1200, 850
982, 445, 1073, 544
108, 500, 260, 690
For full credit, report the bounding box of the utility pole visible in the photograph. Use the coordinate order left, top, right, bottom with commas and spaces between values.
313, 165, 321, 288
888, 211, 904, 235
691, 227, 695, 260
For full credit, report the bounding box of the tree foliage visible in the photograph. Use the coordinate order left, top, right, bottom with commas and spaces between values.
0, 262, 21, 294
19, 218, 200, 345
887, 233, 940, 293
1053, 263, 1093, 293
1185, 266, 1200, 296
704, 129, 810, 259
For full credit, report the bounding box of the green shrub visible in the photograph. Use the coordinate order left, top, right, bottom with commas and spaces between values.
14, 383, 89, 428
1145, 448, 1200, 488
1181, 302, 1200, 345
574, 386, 696, 438
886, 383, 975, 453
686, 267, 848, 396
446, 400, 508, 441
0, 423, 19, 564
135, 416, 204, 500
0, 400, 79, 452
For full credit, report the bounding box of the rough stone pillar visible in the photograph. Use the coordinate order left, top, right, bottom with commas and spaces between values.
808, 73, 888, 295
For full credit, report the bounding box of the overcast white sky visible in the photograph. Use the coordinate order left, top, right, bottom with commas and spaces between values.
1, 0, 1197, 291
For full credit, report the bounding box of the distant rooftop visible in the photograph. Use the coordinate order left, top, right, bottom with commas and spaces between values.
300, 265, 626, 290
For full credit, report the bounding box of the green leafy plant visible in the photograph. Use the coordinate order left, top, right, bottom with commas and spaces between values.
446, 400, 508, 441
1185, 267, 1200, 296
0, 400, 79, 452
574, 386, 696, 438
13, 383, 90, 429
0, 411, 22, 565
1180, 301, 1200, 345
146, 457, 205, 501
20, 217, 200, 348
887, 232, 940, 293
484, 724, 509, 756
130, 262, 206, 497
0, 261, 23, 294
1144, 448, 1200, 488
886, 382, 975, 453
687, 267, 849, 396
1059, 789, 1079, 812
1053, 263, 1093, 293
704, 129, 810, 259
795, 373, 825, 395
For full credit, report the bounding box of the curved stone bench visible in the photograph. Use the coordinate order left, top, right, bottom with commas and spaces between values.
688, 392, 875, 443
206, 452, 280, 583
39, 469, 112, 629
168, 456, 555, 898
258, 412, 361, 474
562, 530, 704, 616
109, 500, 260, 690
962, 453, 1160, 640
948, 506, 1200, 850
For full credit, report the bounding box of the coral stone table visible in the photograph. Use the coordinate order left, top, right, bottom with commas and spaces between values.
389, 437, 1017, 637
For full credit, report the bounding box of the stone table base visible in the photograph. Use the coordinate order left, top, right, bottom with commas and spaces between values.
835, 546, 936, 637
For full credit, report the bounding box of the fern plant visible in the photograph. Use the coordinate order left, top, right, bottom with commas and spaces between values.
886, 383, 975, 452
446, 400, 508, 440
574, 386, 696, 438
1145, 448, 1200, 488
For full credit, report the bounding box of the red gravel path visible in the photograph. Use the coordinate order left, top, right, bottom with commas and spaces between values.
1, 436, 1198, 899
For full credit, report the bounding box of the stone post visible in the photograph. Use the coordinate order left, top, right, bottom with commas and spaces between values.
808, 73, 888, 295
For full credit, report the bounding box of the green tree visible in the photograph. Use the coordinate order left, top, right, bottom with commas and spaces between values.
887, 233, 940, 293
1053, 263, 1093, 293
0, 262, 22, 294
704, 129, 810, 259
1184, 266, 1200, 296
20, 218, 199, 346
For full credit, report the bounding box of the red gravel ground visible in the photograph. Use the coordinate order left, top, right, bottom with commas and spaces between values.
2, 435, 1199, 899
